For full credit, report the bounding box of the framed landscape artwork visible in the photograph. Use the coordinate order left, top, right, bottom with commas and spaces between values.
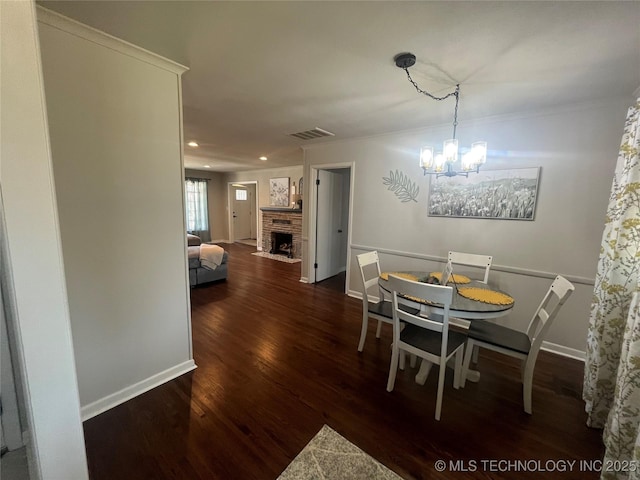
428, 167, 541, 220
269, 177, 290, 207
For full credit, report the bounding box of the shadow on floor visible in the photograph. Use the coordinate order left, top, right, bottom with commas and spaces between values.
316, 271, 346, 294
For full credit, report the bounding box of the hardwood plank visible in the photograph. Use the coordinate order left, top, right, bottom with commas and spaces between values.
83, 243, 603, 479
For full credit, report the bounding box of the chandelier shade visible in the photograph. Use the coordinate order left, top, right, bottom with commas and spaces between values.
394, 52, 487, 178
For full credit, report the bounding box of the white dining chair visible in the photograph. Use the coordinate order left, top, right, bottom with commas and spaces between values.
386, 275, 467, 421
355, 251, 418, 352
447, 251, 493, 363
448, 251, 492, 283
460, 275, 575, 414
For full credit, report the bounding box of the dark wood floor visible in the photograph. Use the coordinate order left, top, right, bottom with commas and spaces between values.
83, 243, 603, 480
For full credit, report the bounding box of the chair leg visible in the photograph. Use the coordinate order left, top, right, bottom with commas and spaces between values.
357, 315, 368, 352
461, 340, 475, 388
387, 346, 400, 392
523, 359, 535, 414
399, 350, 406, 371
453, 349, 463, 389
434, 362, 447, 421
376, 320, 383, 338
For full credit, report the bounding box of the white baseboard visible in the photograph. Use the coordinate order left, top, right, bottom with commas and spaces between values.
348, 290, 382, 303
300, 277, 309, 283
81, 359, 197, 421
541, 341, 585, 361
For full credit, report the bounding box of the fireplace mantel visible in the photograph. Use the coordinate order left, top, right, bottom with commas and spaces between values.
260, 207, 302, 213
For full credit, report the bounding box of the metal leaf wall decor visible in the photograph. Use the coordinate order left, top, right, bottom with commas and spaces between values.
382, 170, 419, 203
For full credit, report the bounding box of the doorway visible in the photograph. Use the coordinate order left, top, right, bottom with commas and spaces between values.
228, 182, 258, 247
309, 164, 353, 294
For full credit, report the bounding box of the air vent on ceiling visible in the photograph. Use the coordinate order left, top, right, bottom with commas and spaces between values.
288, 127, 335, 140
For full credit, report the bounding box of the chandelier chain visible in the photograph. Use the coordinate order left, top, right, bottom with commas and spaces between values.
403, 68, 460, 139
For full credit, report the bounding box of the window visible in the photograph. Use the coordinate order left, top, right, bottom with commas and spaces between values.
235, 189, 247, 201
185, 178, 210, 241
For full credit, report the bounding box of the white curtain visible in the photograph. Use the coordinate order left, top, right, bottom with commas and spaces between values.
583, 99, 640, 479
185, 178, 210, 243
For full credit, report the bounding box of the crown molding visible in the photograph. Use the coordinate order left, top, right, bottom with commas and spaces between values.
36, 6, 188, 75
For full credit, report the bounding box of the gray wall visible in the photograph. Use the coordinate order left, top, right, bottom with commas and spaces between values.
303, 98, 630, 355
38, 8, 194, 417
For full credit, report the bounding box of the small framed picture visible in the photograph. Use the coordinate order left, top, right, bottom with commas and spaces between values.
269, 177, 290, 207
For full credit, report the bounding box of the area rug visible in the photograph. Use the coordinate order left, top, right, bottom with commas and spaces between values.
277, 425, 403, 480
251, 251, 301, 263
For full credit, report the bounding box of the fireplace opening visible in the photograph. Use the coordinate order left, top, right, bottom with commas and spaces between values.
271, 232, 293, 258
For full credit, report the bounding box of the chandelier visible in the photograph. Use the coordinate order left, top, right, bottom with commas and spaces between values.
394, 53, 487, 178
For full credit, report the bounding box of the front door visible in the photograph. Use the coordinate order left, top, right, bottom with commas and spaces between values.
233, 186, 253, 240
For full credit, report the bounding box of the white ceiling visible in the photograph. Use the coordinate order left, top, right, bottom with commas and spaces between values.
39, 1, 640, 172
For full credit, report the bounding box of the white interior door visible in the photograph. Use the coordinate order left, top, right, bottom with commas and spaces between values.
315, 169, 344, 282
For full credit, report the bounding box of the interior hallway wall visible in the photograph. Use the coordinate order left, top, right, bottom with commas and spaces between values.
38, 8, 194, 418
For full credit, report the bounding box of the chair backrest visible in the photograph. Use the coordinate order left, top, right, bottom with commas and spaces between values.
356, 251, 384, 302
448, 251, 492, 283
388, 275, 454, 353
526, 275, 575, 355
440, 261, 453, 286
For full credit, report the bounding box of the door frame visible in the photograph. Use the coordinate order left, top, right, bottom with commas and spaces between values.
308, 162, 355, 293
227, 181, 259, 247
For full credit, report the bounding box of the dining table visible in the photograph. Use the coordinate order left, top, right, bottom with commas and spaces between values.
378, 271, 515, 384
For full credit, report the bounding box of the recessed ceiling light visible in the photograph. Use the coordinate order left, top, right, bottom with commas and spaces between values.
187, 141, 199, 147
259, 156, 267, 161
204, 165, 210, 168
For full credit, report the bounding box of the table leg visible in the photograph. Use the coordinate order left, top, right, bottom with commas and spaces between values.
414, 359, 481, 384
415, 360, 433, 385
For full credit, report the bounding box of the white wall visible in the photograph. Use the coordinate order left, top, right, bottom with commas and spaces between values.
303, 98, 630, 355
0, 1, 88, 478
37, 8, 195, 419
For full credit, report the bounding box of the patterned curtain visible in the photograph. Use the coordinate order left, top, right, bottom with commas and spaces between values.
583, 99, 640, 479
602, 293, 640, 480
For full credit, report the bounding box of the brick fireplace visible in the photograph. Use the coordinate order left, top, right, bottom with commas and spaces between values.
260, 208, 302, 259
